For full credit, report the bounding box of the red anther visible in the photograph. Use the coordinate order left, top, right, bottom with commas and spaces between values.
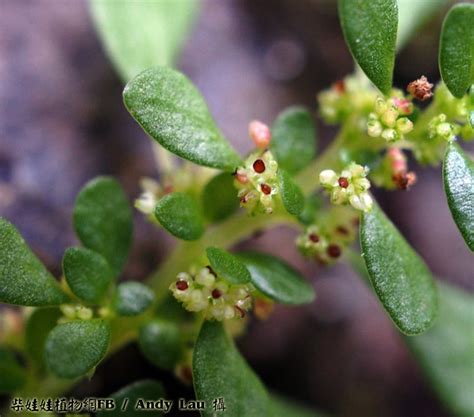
211, 289, 222, 299
333, 79, 345, 94
327, 244, 342, 258
253, 159, 266, 173
249, 120, 271, 149
235, 305, 246, 318
336, 226, 349, 236
338, 177, 349, 188
407, 76, 433, 101
260, 183, 272, 195
309, 233, 320, 243
176, 281, 189, 291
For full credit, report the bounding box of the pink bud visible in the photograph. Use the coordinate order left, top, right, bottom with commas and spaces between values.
234, 169, 249, 184
249, 120, 271, 149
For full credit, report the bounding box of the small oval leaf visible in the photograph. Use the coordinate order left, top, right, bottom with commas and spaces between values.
0, 218, 69, 306
63, 247, 113, 304
206, 247, 251, 285
98, 379, 166, 416
155, 192, 204, 240
123, 67, 242, 171
113, 282, 155, 317
279, 170, 305, 216
138, 319, 182, 370
443, 141, 474, 251
338, 0, 398, 94
0, 348, 27, 394
439, 3, 474, 98
193, 321, 271, 417
74, 177, 132, 276
406, 283, 474, 417
236, 251, 315, 304
360, 203, 438, 335
202, 172, 239, 223
45, 319, 111, 379
271, 106, 317, 175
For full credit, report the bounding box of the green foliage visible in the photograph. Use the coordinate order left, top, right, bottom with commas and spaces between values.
74, 177, 132, 276
98, 379, 166, 416
44, 319, 111, 379
202, 172, 239, 223
206, 247, 251, 285
360, 203, 438, 335
193, 321, 271, 417
397, 0, 449, 50
278, 170, 305, 216
407, 283, 474, 416
297, 194, 322, 225
0, 218, 69, 306
113, 282, 155, 317
338, 0, 397, 94
439, 3, 474, 98
237, 251, 315, 304
443, 140, 474, 251
138, 319, 182, 370
25, 307, 61, 368
63, 247, 113, 304
89, 0, 198, 82
123, 67, 242, 171
0, 348, 26, 393
271, 106, 316, 175
155, 192, 204, 240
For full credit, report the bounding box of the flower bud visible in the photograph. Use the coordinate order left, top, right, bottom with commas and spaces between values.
249, 120, 271, 149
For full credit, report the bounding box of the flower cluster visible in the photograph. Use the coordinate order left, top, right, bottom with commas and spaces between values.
428, 114, 459, 142
170, 267, 253, 321
319, 163, 373, 212
367, 94, 414, 142
407, 76, 434, 101
371, 148, 417, 190
59, 304, 93, 322
234, 150, 280, 215
318, 76, 377, 124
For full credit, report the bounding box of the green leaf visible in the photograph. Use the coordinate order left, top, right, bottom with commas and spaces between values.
439, 3, 474, 98
443, 141, 474, 251
89, 0, 198, 82
236, 251, 315, 305
202, 172, 239, 223
123, 67, 242, 171
0, 348, 26, 393
297, 194, 322, 225
271, 106, 316, 175
155, 192, 204, 240
25, 307, 61, 367
397, 0, 449, 51
74, 177, 132, 276
63, 247, 113, 304
193, 321, 271, 417
0, 218, 69, 306
360, 203, 438, 335
44, 319, 111, 379
206, 247, 251, 285
98, 379, 166, 416
138, 319, 182, 370
278, 170, 305, 216
338, 0, 398, 94
406, 283, 474, 416
113, 282, 155, 317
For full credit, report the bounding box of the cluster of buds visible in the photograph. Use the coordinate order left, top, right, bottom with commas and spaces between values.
407, 76, 434, 102
234, 121, 279, 215
296, 212, 357, 264
59, 304, 93, 322
367, 94, 414, 142
428, 114, 459, 142
170, 267, 253, 321
319, 163, 373, 212
318, 76, 377, 124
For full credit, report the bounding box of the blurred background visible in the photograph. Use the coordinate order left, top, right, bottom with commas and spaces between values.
0, 0, 472, 416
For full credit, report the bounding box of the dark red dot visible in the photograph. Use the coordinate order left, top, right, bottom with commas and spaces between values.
309, 233, 320, 243
327, 244, 342, 258
176, 280, 189, 291
336, 226, 349, 236
260, 183, 272, 195
212, 289, 222, 299
253, 159, 266, 173
338, 177, 349, 188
